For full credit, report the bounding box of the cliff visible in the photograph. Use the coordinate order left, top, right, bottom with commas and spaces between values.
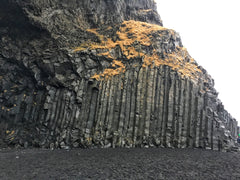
0, 0, 238, 151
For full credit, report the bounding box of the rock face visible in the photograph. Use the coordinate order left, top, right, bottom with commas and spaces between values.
0, 0, 238, 150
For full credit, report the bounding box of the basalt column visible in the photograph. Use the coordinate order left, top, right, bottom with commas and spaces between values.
0, 0, 238, 150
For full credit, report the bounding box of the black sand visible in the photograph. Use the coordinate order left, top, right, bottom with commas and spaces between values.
1, 148, 240, 179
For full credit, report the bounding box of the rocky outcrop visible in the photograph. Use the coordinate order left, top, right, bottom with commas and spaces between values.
0, 0, 238, 151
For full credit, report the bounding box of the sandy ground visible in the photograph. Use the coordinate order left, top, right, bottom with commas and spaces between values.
0, 148, 240, 180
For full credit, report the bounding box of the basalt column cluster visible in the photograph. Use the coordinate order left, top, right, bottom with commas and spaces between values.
0, 0, 238, 151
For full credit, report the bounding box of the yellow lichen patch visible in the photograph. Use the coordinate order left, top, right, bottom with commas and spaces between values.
91, 74, 101, 81
86, 137, 92, 143
74, 20, 168, 59
73, 47, 87, 52
86, 28, 105, 42
142, 54, 160, 68
139, 45, 202, 80
91, 60, 126, 80
73, 20, 202, 81
117, 20, 167, 48
122, 46, 143, 60
106, 26, 112, 30
6, 130, 15, 135
72, 41, 92, 52
144, 46, 202, 80
97, 51, 114, 59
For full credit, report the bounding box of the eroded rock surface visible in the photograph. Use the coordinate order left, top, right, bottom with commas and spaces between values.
0, 0, 238, 151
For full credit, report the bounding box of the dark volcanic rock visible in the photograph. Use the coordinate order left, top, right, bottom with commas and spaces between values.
0, 0, 238, 151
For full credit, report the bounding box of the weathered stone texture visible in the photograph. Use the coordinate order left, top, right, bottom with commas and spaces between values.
0, 0, 238, 151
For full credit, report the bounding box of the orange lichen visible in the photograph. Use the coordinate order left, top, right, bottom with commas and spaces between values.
91, 60, 126, 80
97, 51, 114, 59
86, 28, 104, 41
116, 20, 167, 49
73, 47, 87, 52
73, 20, 202, 81
141, 46, 202, 79
74, 20, 168, 58
6, 130, 15, 135
106, 26, 112, 30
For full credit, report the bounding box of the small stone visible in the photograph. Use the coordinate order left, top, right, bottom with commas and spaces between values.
24, 142, 28, 148
50, 143, 55, 150
73, 142, 79, 148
